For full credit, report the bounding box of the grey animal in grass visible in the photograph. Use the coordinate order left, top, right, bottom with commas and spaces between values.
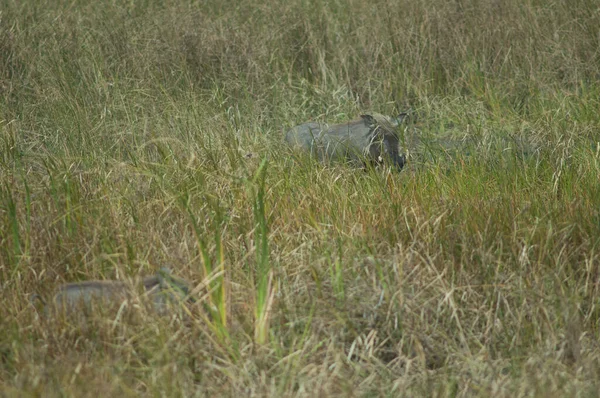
285, 112, 408, 170
31, 267, 195, 317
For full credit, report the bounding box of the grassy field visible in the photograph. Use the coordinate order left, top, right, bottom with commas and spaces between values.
1, 0, 600, 396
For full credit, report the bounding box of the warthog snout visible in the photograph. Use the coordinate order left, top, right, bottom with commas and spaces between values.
285, 112, 408, 170
33, 267, 194, 318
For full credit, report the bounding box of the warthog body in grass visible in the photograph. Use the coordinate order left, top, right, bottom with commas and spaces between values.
33, 268, 194, 318
285, 113, 408, 170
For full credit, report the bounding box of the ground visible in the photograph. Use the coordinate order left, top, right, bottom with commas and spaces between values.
1, 0, 599, 396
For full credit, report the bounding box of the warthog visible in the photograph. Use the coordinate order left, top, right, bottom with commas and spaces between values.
32, 267, 195, 318
285, 112, 408, 170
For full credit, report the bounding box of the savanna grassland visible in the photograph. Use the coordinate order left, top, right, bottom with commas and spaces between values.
1, 0, 600, 396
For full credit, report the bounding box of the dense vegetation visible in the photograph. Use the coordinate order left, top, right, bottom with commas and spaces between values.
1, 0, 599, 395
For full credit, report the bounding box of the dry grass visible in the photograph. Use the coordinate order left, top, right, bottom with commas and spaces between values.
1, 0, 600, 396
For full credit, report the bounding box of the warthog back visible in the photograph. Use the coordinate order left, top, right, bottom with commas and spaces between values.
40, 268, 194, 318
285, 113, 407, 170
47, 281, 131, 317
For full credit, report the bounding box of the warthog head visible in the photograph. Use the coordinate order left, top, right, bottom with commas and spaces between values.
360, 112, 408, 169
32, 267, 195, 318
285, 112, 408, 170
150, 267, 196, 314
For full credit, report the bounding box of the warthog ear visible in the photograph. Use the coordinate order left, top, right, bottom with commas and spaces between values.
360, 114, 376, 127
30, 293, 46, 312
157, 267, 173, 290
391, 112, 409, 127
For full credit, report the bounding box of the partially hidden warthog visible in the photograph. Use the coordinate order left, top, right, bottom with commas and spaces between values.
285, 112, 408, 170
32, 267, 195, 318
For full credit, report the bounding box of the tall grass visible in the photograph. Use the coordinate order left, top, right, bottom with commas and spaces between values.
251, 159, 275, 344
1, 0, 600, 395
